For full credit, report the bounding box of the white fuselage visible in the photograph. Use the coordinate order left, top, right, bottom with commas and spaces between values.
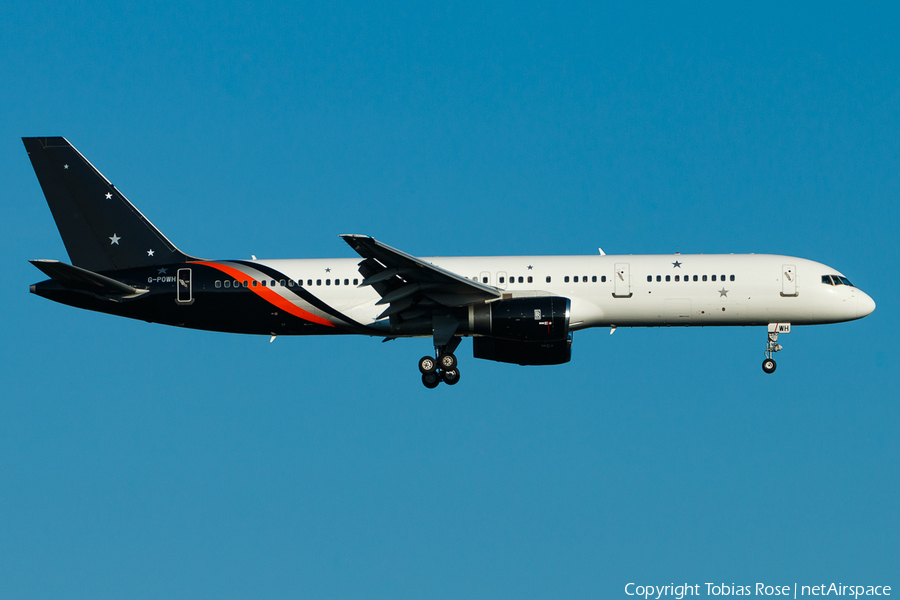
236, 253, 875, 334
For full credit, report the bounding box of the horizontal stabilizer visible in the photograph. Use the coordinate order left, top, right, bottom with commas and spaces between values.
30, 259, 148, 299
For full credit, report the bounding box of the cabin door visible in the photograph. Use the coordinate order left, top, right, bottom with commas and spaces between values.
177, 268, 194, 305
613, 263, 632, 298
782, 264, 798, 296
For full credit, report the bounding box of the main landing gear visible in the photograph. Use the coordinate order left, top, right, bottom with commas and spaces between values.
419, 336, 461, 389
762, 323, 789, 374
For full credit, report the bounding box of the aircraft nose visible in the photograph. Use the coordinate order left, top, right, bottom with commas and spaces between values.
857, 290, 876, 318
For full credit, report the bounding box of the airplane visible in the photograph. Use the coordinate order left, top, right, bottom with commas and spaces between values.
24, 137, 876, 388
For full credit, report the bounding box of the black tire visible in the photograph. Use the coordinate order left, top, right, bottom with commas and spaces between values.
438, 353, 457, 370
762, 358, 777, 374
442, 368, 460, 386
422, 372, 441, 388
418, 356, 437, 374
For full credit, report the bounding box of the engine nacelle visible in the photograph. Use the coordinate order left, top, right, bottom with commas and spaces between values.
467, 296, 570, 341
473, 335, 573, 365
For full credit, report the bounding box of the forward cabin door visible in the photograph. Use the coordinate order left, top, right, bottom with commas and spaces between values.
613, 263, 632, 298
782, 264, 798, 296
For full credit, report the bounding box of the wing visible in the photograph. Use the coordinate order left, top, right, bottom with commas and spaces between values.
340, 235, 501, 320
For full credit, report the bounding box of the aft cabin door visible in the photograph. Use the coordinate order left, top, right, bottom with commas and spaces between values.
782, 264, 798, 297
177, 268, 194, 305
613, 263, 632, 298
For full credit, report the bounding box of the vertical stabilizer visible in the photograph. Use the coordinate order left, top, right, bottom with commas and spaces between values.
23, 137, 194, 272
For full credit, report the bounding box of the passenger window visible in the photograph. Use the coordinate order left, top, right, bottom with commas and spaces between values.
354, 279, 359, 285
253, 280, 258, 287
308, 279, 313, 286
647, 276, 652, 282
326, 279, 331, 285
482, 277, 488, 284
527, 276, 533, 283
280, 280, 286, 287
592, 276, 597, 282
656, 275, 661, 282
499, 277, 505, 283
565, 276, 570, 283
224, 280, 230, 288
215, 280, 221, 288
546, 276, 552, 283
730, 275, 735, 281
702, 275, 707, 281
243, 281, 249, 288
693, 275, 698, 282
316, 279, 321, 286
260, 280, 266, 287
666, 275, 670, 282
675, 275, 680, 282
721, 275, 726, 281
517, 276, 523, 283
601, 276, 607, 282
344, 279, 349, 285
711, 275, 716, 282
335, 279, 340, 286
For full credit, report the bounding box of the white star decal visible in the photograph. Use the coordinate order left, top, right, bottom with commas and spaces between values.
105, 193, 112, 199
147, 249, 155, 257
63, 164, 69, 169
718, 288, 729, 297
109, 234, 121, 245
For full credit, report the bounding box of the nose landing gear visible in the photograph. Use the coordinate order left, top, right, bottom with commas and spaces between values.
762, 323, 789, 374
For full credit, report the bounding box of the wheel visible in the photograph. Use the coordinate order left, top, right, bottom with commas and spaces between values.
442, 368, 460, 386
418, 356, 437, 374
438, 353, 457, 370
422, 372, 441, 389
762, 358, 777, 374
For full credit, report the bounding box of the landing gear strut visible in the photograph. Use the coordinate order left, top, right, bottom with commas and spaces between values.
420, 334, 462, 389
762, 323, 789, 374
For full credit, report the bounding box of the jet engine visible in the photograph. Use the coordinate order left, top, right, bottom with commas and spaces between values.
467, 297, 572, 365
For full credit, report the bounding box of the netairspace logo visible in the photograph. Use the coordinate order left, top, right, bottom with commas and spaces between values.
624, 583, 892, 599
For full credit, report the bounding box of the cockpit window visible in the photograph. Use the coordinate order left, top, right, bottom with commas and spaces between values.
822, 274, 854, 287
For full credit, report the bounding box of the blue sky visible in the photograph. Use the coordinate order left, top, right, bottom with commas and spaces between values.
1, 2, 897, 598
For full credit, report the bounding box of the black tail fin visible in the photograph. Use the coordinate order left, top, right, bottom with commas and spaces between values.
23, 137, 195, 272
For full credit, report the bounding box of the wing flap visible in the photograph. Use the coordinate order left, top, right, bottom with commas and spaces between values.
340, 235, 500, 319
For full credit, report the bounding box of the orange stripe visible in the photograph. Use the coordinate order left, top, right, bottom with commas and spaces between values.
192, 261, 335, 327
